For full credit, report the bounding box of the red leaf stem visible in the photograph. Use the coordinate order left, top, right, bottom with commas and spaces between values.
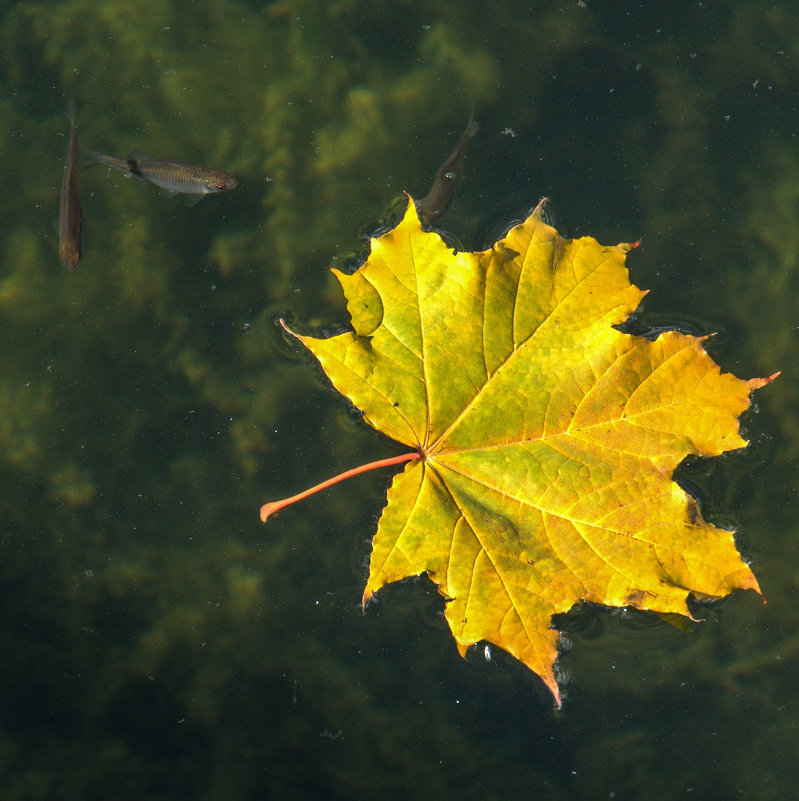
260, 451, 422, 522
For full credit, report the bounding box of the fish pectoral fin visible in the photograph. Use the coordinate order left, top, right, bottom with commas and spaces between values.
159, 188, 204, 207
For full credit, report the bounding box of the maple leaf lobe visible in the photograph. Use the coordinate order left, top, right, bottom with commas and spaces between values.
292, 198, 772, 706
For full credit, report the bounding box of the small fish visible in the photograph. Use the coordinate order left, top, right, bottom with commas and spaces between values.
59, 103, 82, 270
85, 149, 237, 201
416, 110, 479, 226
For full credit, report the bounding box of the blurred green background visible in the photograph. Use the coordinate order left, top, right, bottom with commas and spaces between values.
0, 1, 796, 799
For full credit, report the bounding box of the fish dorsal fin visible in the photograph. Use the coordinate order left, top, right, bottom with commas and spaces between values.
128, 149, 161, 164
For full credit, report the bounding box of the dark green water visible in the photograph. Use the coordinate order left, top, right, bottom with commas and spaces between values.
0, 1, 797, 799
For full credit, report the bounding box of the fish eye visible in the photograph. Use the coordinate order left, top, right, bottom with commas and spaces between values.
444, 171, 456, 181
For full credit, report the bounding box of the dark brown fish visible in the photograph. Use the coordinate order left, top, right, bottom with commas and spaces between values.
59, 104, 82, 270
416, 111, 479, 226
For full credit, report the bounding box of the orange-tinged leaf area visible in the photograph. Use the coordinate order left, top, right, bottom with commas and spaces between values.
288, 198, 773, 705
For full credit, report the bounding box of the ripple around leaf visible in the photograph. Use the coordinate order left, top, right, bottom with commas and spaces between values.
275, 197, 776, 706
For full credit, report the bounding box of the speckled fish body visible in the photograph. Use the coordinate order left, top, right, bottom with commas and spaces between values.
89, 149, 238, 196
59, 105, 82, 270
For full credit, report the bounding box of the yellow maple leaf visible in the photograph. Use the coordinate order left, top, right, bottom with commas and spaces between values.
262, 198, 775, 705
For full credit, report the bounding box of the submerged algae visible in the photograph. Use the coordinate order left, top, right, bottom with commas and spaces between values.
0, 1, 797, 800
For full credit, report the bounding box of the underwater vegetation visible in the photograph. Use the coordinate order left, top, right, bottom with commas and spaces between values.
0, 1, 797, 799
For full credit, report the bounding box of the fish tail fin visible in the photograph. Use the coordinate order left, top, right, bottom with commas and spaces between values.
80, 149, 104, 170
65, 99, 77, 126
464, 104, 479, 139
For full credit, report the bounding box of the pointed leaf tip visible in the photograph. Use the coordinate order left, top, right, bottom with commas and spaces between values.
749, 371, 780, 390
